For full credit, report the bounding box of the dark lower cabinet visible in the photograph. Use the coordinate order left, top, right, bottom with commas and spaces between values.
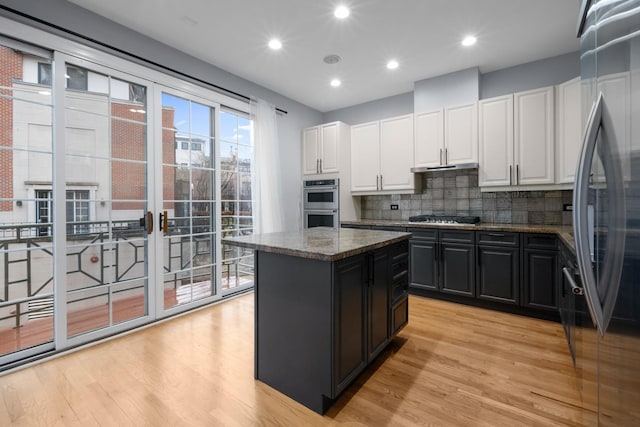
409, 239, 438, 291
333, 254, 368, 396
369, 248, 391, 361
476, 245, 520, 304
523, 249, 558, 310
440, 243, 475, 297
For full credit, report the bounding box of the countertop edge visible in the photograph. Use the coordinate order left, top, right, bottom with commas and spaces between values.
222, 232, 412, 262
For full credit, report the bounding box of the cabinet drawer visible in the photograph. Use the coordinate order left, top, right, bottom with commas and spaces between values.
408, 228, 437, 241
391, 276, 408, 304
440, 229, 475, 244
523, 233, 557, 250
477, 231, 520, 246
391, 296, 408, 336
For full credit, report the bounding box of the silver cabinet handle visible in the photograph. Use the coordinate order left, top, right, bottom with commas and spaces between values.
440, 148, 443, 165
562, 267, 583, 295
516, 164, 520, 185
316, 159, 319, 174
445, 148, 448, 165
380, 175, 383, 190
376, 175, 379, 191
320, 158, 323, 173
573, 93, 626, 335
510, 165, 513, 185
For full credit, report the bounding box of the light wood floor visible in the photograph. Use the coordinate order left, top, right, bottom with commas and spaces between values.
0, 294, 596, 426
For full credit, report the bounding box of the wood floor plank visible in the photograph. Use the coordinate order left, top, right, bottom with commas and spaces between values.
0, 294, 595, 426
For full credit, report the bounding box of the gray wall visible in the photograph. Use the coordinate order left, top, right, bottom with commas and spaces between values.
480, 52, 580, 99
322, 91, 414, 125
0, 0, 323, 231
414, 67, 479, 112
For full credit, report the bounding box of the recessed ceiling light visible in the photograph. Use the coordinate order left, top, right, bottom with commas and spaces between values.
330, 79, 341, 87
461, 35, 477, 47
268, 38, 282, 50
387, 60, 399, 70
334, 5, 350, 19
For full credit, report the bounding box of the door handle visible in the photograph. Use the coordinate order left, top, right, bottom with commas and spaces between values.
159, 210, 168, 233
146, 211, 153, 235
562, 267, 583, 296
573, 93, 626, 335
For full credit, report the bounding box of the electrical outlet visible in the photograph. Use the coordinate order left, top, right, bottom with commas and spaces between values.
390, 204, 399, 210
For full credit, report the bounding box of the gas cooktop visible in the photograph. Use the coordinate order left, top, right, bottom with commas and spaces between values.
407, 215, 481, 225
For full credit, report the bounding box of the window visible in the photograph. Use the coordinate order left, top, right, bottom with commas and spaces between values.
38, 62, 52, 86
129, 83, 145, 103
37, 63, 89, 91
65, 65, 88, 91
192, 142, 202, 152
35, 190, 52, 236
181, 141, 189, 150
66, 190, 90, 235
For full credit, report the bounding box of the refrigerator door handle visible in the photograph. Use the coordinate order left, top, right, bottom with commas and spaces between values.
573, 93, 627, 335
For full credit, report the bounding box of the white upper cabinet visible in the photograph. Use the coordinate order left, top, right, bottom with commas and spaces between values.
514, 86, 555, 185
350, 120, 380, 192
302, 122, 343, 175
444, 102, 478, 165
556, 77, 582, 184
414, 109, 444, 167
351, 114, 417, 194
478, 86, 556, 189
479, 94, 514, 187
302, 127, 320, 175
380, 114, 415, 191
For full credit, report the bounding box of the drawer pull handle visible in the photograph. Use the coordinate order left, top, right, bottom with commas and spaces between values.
488, 233, 505, 237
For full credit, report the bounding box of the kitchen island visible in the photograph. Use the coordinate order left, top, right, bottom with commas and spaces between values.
223, 227, 411, 414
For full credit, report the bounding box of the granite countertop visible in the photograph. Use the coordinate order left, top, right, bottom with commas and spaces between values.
341, 220, 575, 254
222, 227, 412, 262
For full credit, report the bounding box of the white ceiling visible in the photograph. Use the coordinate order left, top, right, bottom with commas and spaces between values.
68, 0, 581, 112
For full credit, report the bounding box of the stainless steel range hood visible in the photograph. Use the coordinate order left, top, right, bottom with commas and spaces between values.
410, 162, 478, 173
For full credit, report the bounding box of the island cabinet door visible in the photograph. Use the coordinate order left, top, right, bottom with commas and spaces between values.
333, 254, 368, 397
369, 247, 391, 361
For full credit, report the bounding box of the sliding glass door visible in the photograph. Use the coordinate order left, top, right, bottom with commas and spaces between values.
157, 88, 220, 316
61, 56, 155, 346
0, 22, 251, 367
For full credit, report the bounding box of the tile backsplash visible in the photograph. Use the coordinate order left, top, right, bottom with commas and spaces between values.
360, 169, 573, 225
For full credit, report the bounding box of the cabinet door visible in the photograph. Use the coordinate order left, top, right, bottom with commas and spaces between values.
523, 249, 558, 310
440, 243, 475, 297
380, 114, 415, 191
351, 121, 380, 192
556, 77, 582, 184
302, 126, 320, 175
333, 254, 368, 395
444, 103, 478, 165
369, 248, 390, 360
479, 95, 513, 187
409, 239, 438, 291
320, 123, 339, 174
476, 245, 519, 304
414, 109, 444, 167
514, 86, 555, 185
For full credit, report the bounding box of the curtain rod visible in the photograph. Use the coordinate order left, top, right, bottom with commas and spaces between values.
0, 5, 289, 115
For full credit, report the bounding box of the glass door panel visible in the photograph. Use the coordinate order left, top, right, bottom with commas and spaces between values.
160, 91, 217, 312
0, 39, 55, 363
220, 111, 254, 294
64, 61, 151, 341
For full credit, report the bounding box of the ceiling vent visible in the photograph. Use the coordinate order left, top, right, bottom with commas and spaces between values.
323, 54, 341, 65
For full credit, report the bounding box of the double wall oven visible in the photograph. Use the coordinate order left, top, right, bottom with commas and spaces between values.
303, 179, 339, 228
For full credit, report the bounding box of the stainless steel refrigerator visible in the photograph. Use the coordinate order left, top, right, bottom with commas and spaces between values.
575, 0, 640, 425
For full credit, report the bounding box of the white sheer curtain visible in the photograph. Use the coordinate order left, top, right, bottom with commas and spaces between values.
250, 98, 285, 234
